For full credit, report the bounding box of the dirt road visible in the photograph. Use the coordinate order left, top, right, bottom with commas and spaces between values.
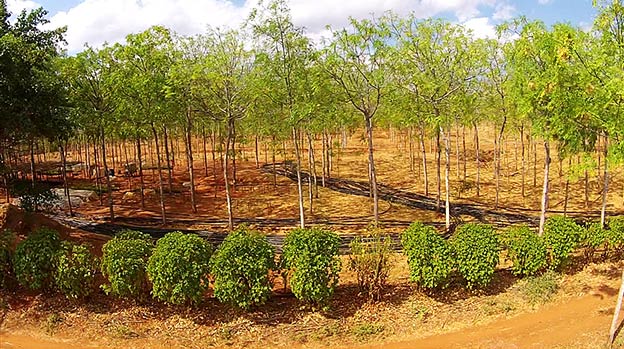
362, 289, 616, 349
1, 289, 618, 349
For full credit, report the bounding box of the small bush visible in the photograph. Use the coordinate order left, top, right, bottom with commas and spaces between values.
147, 232, 212, 305
580, 222, 608, 261
543, 216, 583, 270
10, 181, 59, 213
607, 217, 624, 257
521, 270, 560, 305
451, 223, 499, 289
54, 242, 98, 299
281, 228, 341, 306
0, 230, 16, 289
349, 232, 393, 301
211, 227, 275, 310
13, 228, 61, 290
401, 222, 453, 289
101, 230, 153, 299
503, 225, 547, 277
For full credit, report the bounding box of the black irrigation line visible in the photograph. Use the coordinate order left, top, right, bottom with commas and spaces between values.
53, 160, 620, 253
55, 214, 406, 254
260, 161, 541, 229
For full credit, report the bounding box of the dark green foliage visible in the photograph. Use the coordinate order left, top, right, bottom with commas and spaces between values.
101, 231, 153, 299
580, 222, 608, 261
401, 222, 453, 289
349, 232, 393, 301
543, 216, 583, 270
114, 229, 153, 241
211, 228, 275, 310
10, 181, 59, 213
54, 242, 98, 299
146, 232, 212, 305
281, 228, 341, 305
0, 230, 16, 288
451, 224, 499, 289
503, 225, 547, 277
607, 217, 624, 257
13, 228, 61, 290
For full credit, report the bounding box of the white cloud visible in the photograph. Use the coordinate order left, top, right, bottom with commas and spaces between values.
45, 0, 504, 53
7, 0, 41, 18
462, 16, 496, 39
492, 2, 515, 21
537, 0, 553, 4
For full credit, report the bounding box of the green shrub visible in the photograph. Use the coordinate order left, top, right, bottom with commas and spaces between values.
54, 242, 98, 299
13, 228, 61, 290
503, 225, 547, 277
607, 217, 624, 257
101, 231, 153, 299
146, 232, 212, 305
10, 181, 59, 213
211, 228, 275, 309
580, 222, 608, 261
401, 222, 453, 289
281, 228, 341, 306
114, 229, 153, 241
543, 216, 583, 270
349, 232, 393, 301
451, 223, 499, 289
521, 270, 560, 305
0, 230, 16, 289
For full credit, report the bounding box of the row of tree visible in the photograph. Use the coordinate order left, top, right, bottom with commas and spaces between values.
2, 0, 624, 234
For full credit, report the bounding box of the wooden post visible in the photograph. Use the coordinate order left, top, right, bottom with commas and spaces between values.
609, 269, 624, 347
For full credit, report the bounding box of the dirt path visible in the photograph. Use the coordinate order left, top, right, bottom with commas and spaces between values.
2, 289, 618, 349
362, 291, 616, 349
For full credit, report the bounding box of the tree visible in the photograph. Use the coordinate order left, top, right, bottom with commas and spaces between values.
393, 17, 478, 230
251, 0, 315, 228
324, 16, 391, 224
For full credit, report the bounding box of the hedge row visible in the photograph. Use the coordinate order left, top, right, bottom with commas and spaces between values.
1, 226, 341, 309
403, 216, 624, 290
1, 215, 620, 307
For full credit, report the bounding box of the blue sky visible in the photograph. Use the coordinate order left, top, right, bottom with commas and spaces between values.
8, 0, 599, 52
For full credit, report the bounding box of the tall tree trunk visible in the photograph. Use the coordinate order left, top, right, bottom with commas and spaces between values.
321, 131, 326, 187
224, 119, 234, 230
94, 142, 102, 205
136, 138, 145, 209
151, 125, 166, 225
272, 136, 277, 188
462, 125, 467, 182
533, 139, 537, 188
420, 126, 428, 196
255, 135, 260, 168
601, 137, 610, 228
29, 139, 36, 186
293, 127, 305, 228
495, 117, 507, 209
564, 158, 571, 217
163, 127, 173, 193
231, 126, 237, 187
409, 126, 414, 173
474, 123, 480, 197
585, 168, 589, 209
59, 142, 73, 217
101, 127, 114, 220
307, 133, 314, 215
538, 141, 551, 236
444, 127, 451, 230
455, 126, 460, 180
185, 108, 197, 213
436, 130, 441, 211
365, 115, 379, 224
521, 127, 526, 198
202, 126, 208, 177
307, 133, 318, 199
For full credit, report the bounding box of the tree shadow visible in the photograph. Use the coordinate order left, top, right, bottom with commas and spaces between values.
428, 269, 519, 304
